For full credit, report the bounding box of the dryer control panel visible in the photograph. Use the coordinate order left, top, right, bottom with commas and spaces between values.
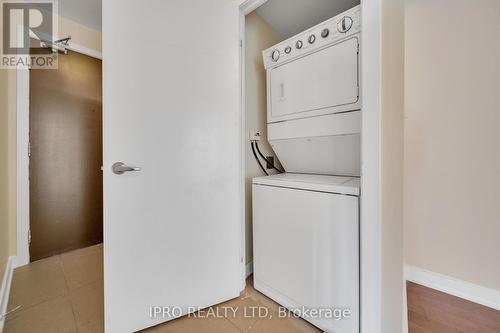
263, 5, 360, 70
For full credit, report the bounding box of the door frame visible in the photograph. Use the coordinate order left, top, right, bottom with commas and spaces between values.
15, 29, 102, 266
238, 0, 399, 332
237, 0, 269, 285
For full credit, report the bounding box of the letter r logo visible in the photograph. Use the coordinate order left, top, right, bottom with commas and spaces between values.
1, 1, 54, 55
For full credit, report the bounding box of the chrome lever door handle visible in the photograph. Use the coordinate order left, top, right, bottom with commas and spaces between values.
112, 162, 142, 175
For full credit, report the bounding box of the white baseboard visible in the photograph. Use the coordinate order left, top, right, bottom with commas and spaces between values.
0, 256, 16, 332
246, 261, 253, 278
405, 265, 500, 311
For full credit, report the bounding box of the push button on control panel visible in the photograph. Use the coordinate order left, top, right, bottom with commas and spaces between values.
271, 49, 280, 62
262, 7, 360, 69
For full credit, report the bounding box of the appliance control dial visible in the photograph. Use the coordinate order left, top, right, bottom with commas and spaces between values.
338, 16, 353, 33
284, 46, 292, 54
321, 28, 330, 38
308, 34, 316, 44
295, 40, 303, 49
271, 49, 280, 62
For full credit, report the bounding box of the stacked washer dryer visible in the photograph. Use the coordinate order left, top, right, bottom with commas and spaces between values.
252, 5, 361, 333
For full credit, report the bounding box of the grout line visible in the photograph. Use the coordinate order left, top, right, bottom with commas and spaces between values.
68, 297, 80, 333
59, 254, 80, 332
5, 256, 69, 316
59, 254, 81, 333
58, 254, 72, 292
59, 246, 104, 291
6, 248, 101, 332
224, 317, 246, 333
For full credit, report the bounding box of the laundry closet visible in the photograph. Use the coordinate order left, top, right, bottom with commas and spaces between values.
244, 2, 361, 333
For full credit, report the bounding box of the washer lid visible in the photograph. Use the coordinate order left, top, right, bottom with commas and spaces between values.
252, 173, 359, 196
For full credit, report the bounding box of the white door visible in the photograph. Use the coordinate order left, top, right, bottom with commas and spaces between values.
102, 1, 243, 332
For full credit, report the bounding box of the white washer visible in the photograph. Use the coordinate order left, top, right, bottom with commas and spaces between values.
252, 173, 359, 333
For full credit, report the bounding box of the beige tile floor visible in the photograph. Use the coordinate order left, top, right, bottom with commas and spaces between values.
5, 244, 322, 333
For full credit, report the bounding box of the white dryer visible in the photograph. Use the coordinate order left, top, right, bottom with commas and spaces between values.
253, 174, 359, 333
262, 5, 361, 176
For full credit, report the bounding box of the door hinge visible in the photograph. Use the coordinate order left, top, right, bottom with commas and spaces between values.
28, 229, 32, 245
240, 40, 243, 48
28, 141, 31, 157
357, 42, 360, 54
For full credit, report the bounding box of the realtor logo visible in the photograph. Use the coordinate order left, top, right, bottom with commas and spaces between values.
1, 0, 58, 69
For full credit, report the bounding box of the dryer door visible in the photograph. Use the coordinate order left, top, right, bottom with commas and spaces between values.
268, 36, 360, 123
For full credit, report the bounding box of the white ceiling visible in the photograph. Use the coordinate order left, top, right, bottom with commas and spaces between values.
256, 0, 360, 40
59, 0, 102, 31
56, 0, 359, 36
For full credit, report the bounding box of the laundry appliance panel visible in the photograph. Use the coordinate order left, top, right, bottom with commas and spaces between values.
268, 37, 359, 123
262, 5, 361, 176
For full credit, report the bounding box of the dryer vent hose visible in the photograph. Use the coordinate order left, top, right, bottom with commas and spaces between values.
250, 141, 284, 176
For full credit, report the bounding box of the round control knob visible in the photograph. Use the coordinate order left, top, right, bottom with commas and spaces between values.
295, 40, 303, 49
284, 46, 292, 54
337, 16, 353, 33
308, 34, 316, 44
321, 28, 330, 38
271, 49, 280, 62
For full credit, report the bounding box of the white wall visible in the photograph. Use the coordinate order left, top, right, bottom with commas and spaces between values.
361, 0, 404, 331
404, 0, 500, 291
381, 0, 405, 331
244, 12, 281, 265
0, 13, 16, 281
0, 49, 10, 281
